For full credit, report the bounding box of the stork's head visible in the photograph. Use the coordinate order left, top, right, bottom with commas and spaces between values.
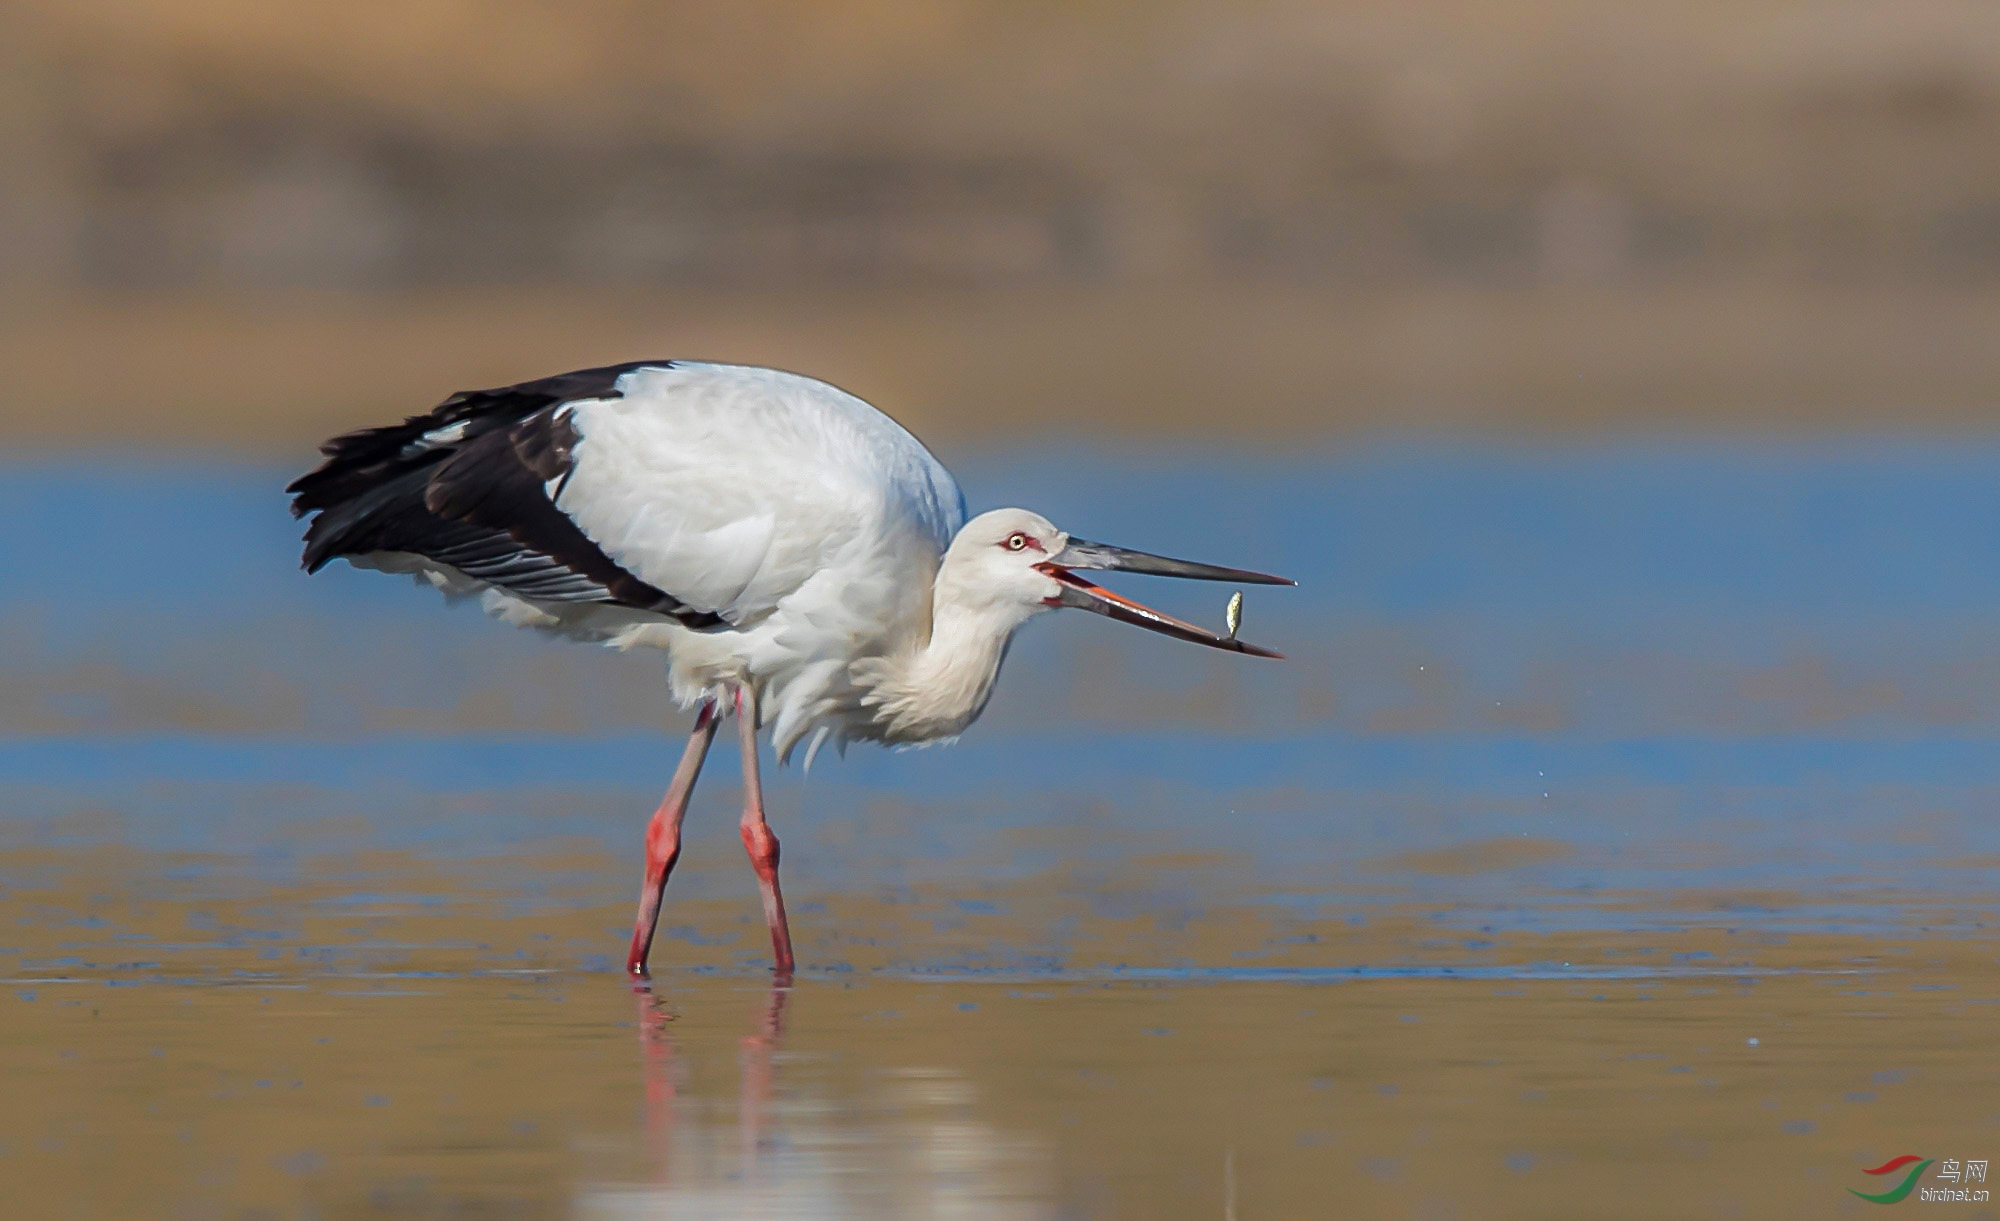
939, 508, 1292, 657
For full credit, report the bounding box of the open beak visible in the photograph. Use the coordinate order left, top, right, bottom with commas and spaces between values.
1036, 537, 1294, 659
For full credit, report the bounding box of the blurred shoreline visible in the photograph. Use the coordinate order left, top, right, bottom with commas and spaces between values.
8, 282, 2000, 453
7, 1, 2000, 449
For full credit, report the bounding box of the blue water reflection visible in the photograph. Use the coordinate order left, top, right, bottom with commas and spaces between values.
6, 442, 2000, 938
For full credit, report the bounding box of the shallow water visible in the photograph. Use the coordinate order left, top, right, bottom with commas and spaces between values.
5, 443, 2000, 1217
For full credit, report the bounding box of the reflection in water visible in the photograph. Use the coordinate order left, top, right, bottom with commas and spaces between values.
735, 981, 788, 1174
6, 449, 2000, 1216
0, 848, 1994, 1218
632, 979, 791, 1183
633, 982, 683, 1181
600, 981, 1050, 1219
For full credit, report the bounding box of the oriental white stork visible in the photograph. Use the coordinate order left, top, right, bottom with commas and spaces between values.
287, 361, 1292, 978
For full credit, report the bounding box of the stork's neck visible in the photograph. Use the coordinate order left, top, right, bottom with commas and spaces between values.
855, 576, 1035, 746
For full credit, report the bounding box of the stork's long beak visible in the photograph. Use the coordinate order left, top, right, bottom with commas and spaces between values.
1037, 537, 1294, 659
1053, 537, 1295, 586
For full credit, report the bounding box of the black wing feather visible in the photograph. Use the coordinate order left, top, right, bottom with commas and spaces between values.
287, 361, 726, 628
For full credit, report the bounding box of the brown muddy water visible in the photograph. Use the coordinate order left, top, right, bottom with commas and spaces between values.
6, 851, 1998, 1220
5, 447, 2000, 1217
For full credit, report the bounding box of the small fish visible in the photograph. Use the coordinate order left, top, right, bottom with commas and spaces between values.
1225, 590, 1243, 641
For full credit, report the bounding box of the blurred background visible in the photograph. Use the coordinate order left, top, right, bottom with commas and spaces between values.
5, 0, 2000, 447
9, 6, 2000, 1217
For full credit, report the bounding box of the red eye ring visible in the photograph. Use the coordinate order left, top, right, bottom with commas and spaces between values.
1004, 532, 1028, 551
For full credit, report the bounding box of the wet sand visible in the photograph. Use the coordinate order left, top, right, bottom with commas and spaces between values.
7, 448, 2000, 1216
5, 846, 1998, 1219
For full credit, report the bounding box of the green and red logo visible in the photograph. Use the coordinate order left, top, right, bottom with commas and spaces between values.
1849, 1155, 1934, 1204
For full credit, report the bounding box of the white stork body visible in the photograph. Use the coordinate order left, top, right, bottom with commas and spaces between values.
383, 363, 972, 761
289, 360, 1289, 978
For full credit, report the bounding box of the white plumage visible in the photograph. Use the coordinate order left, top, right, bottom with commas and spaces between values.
290, 359, 1289, 977
476, 363, 965, 760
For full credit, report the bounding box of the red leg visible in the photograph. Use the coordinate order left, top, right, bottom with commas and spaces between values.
625, 701, 720, 977
734, 686, 795, 979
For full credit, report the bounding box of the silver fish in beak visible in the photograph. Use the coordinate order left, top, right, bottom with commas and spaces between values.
1036, 536, 1293, 658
